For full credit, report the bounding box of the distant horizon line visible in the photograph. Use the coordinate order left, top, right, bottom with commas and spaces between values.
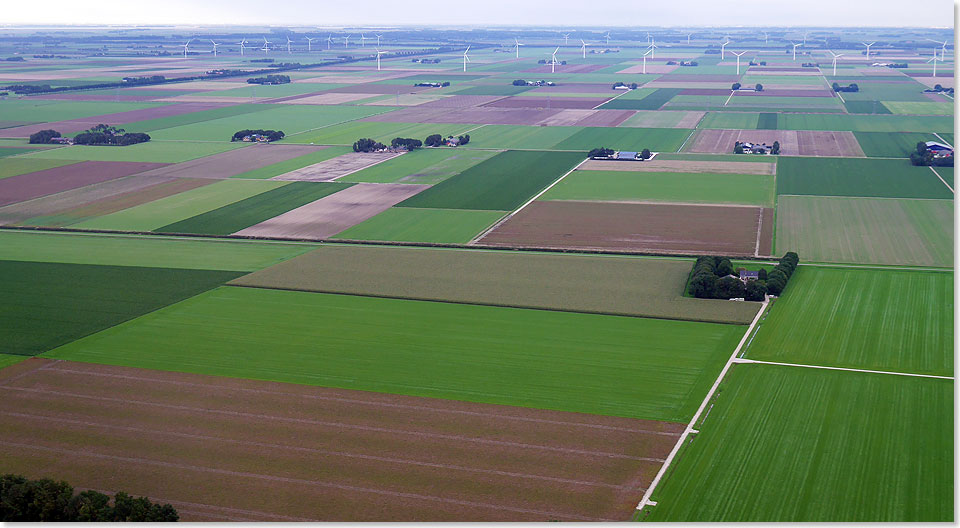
0, 23, 953, 30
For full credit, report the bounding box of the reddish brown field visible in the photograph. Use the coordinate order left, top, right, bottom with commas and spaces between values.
362, 106, 560, 125
522, 64, 608, 74
132, 144, 328, 179
529, 83, 617, 93
0, 103, 233, 138
655, 74, 741, 82
758, 207, 774, 256
479, 201, 770, 256
482, 97, 610, 109
418, 95, 507, 108
686, 129, 799, 156
574, 109, 637, 126
0, 161, 167, 207
796, 130, 865, 157
0, 359, 679, 522
327, 84, 438, 94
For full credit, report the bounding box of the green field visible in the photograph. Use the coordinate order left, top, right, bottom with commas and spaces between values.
156, 182, 353, 235
599, 88, 681, 110
22, 141, 244, 163
231, 244, 762, 324
776, 157, 952, 199
195, 82, 344, 98
0, 158, 79, 179
932, 166, 954, 187
230, 146, 353, 179
698, 112, 760, 129
0, 354, 27, 369
70, 179, 288, 232
542, 170, 774, 206
645, 364, 953, 522
0, 99, 167, 124
881, 101, 954, 115
2, 259, 241, 356
843, 100, 892, 114
852, 131, 940, 157
396, 150, 584, 210
121, 104, 268, 132
747, 267, 953, 375
465, 125, 582, 150
333, 207, 505, 243
286, 121, 470, 146
448, 84, 533, 96
775, 196, 953, 267
340, 148, 499, 184
776, 114, 953, 133
552, 127, 690, 152
44, 285, 746, 422
0, 230, 314, 271
0, 147, 38, 158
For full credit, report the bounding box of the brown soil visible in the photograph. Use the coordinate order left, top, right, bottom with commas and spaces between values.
0, 359, 680, 522
34, 178, 214, 225
573, 109, 637, 126
482, 97, 611, 109
235, 183, 428, 238
132, 144, 328, 180
0, 161, 167, 208
271, 152, 402, 182
478, 200, 769, 256
686, 129, 800, 156
362, 106, 562, 126
758, 207, 774, 256
796, 130, 865, 157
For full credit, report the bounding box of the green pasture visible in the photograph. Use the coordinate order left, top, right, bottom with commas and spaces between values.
775, 196, 953, 267
776, 113, 953, 133
340, 148, 498, 184
0, 230, 313, 271
286, 120, 471, 146
839, 82, 931, 102
71, 179, 287, 232
746, 267, 953, 375
121, 104, 268, 132
645, 364, 952, 522
194, 82, 345, 98
0, 99, 167, 124
449, 84, 533, 96
0, 354, 26, 369
932, 167, 954, 187
881, 101, 955, 115
397, 150, 584, 210
0, 158, 79, 179
553, 127, 691, 152
776, 157, 952, 199
44, 286, 746, 422
464, 125, 581, 150
853, 131, 940, 157
542, 170, 774, 206
230, 146, 353, 179
21, 141, 244, 163
0, 148, 37, 158
157, 182, 352, 236
698, 112, 760, 129
2, 259, 241, 356
333, 207, 506, 243
843, 100, 892, 114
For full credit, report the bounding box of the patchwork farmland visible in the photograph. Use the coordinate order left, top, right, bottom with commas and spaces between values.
0, 21, 952, 523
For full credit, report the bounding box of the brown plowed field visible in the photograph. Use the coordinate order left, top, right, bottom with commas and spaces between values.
535, 109, 599, 126
616, 64, 679, 74
235, 183, 428, 239
796, 130, 865, 157
271, 152, 402, 182
479, 200, 769, 256
686, 129, 800, 156
483, 97, 611, 109
327, 84, 438, 94
362, 106, 560, 126
0, 359, 679, 522
579, 159, 776, 175
418, 95, 507, 108
0, 161, 167, 208
0, 103, 232, 138
275, 92, 377, 105
573, 109, 636, 126
523, 63, 608, 74
132, 144, 327, 179
758, 207, 774, 256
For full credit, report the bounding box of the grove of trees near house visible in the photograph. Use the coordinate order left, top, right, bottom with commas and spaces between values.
28, 129, 62, 144
688, 252, 799, 301
73, 124, 150, 146
353, 137, 386, 152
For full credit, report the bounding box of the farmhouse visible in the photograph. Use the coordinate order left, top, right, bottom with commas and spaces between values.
925, 141, 954, 158
616, 151, 640, 160
739, 270, 760, 282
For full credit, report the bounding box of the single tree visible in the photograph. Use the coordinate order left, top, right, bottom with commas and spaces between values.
771, 141, 780, 155
755, 83, 763, 91
640, 148, 651, 160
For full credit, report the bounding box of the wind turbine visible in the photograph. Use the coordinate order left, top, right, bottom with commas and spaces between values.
359, 34, 368, 47
827, 50, 843, 76
514, 37, 523, 59
305, 36, 315, 51
928, 48, 942, 77
550, 47, 559, 73
604, 32, 611, 45
861, 41, 875, 60
720, 38, 731, 60
686, 33, 692, 45
376, 48, 386, 71
802, 31, 808, 46
646, 32, 652, 45
286, 36, 292, 54
462, 46, 470, 72
181, 39, 192, 58
647, 38, 658, 59
261, 37, 271, 55
562, 33, 570, 45
732, 50, 749, 75
791, 42, 802, 61
926, 38, 948, 60
238, 38, 247, 56
326, 35, 334, 50
642, 48, 653, 74
344, 35, 351, 48
210, 39, 220, 57
580, 39, 588, 59
762, 31, 769, 44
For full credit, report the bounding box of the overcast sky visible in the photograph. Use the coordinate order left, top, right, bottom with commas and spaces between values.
2, 0, 955, 27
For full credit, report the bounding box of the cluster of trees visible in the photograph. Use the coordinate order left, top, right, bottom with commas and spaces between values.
28, 129, 62, 144
588, 147, 614, 158
0, 474, 178, 522
2, 83, 53, 94
536, 59, 567, 65
831, 82, 859, 92
732, 83, 763, 91
688, 252, 798, 301
734, 140, 779, 155
246, 74, 290, 85
747, 61, 767, 66
391, 137, 422, 150
230, 129, 285, 142
612, 82, 639, 90
4, 56, 25, 62
910, 142, 954, 167
424, 134, 470, 147
885, 63, 909, 68
74, 124, 150, 146
927, 84, 954, 94
353, 138, 386, 152
121, 75, 165, 84
416, 81, 450, 87
800, 62, 819, 68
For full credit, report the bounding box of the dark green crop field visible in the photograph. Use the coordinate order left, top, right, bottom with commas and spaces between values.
1, 260, 241, 356
776, 157, 953, 199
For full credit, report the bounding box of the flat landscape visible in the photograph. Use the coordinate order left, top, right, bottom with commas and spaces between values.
0, 21, 952, 523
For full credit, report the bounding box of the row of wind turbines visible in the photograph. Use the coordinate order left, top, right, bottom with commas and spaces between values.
177, 33, 388, 58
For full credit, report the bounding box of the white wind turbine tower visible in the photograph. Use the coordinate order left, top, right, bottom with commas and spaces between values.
550, 47, 560, 73
926, 38, 948, 60
286, 36, 293, 54
720, 38, 732, 60
827, 50, 843, 76
802, 31, 808, 46
305, 36, 315, 52
642, 48, 653, 74
861, 41, 875, 60
326, 35, 334, 49
686, 33, 692, 45
646, 32, 652, 45
344, 35, 351, 48
580, 39, 588, 59
514, 37, 524, 59
562, 33, 570, 45
731, 50, 749, 75
238, 38, 247, 56
375, 48, 386, 71
262, 37, 271, 55
647, 38, 658, 59
762, 31, 769, 44
462, 46, 471, 72
360, 34, 368, 47
376, 34, 383, 47
210, 39, 220, 57
181, 39, 192, 58
791, 42, 802, 61
604, 32, 611, 45
927, 48, 942, 77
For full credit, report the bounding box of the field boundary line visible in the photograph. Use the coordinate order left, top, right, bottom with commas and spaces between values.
732, 358, 954, 380
468, 157, 588, 244
635, 298, 769, 511
933, 133, 953, 148
676, 128, 698, 152
594, 89, 632, 110
753, 207, 763, 257
929, 166, 954, 193
778, 194, 953, 202
723, 91, 735, 106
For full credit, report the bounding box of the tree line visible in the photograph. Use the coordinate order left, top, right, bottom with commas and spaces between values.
246, 74, 290, 85
231, 129, 285, 142
688, 252, 799, 301
0, 474, 178, 522
73, 124, 150, 146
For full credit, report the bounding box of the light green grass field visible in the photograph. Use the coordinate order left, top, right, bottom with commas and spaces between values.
333, 207, 506, 243
837, 82, 932, 102
465, 125, 582, 150
21, 141, 244, 163
775, 196, 953, 267
286, 121, 471, 146
340, 148, 499, 184
121, 104, 268, 132
44, 286, 746, 422
0, 354, 27, 369
0, 99, 168, 123
776, 113, 953, 133
0, 230, 314, 271
644, 364, 953, 522
852, 131, 940, 157
71, 179, 288, 232
698, 112, 760, 129
542, 170, 774, 206
230, 146, 353, 179
881, 101, 955, 115
0, 158, 79, 179
745, 267, 952, 375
